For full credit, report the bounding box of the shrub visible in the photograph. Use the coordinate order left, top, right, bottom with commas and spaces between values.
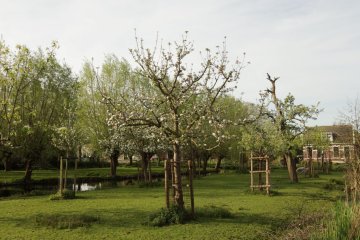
196, 205, 233, 219
0, 189, 12, 197
324, 179, 344, 191
49, 189, 75, 200
35, 214, 99, 229
145, 206, 188, 227
313, 203, 360, 240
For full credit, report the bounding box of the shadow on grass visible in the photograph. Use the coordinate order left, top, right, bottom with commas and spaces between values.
4, 207, 149, 230
195, 211, 286, 231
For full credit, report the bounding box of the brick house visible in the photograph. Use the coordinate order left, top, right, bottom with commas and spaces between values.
303, 125, 357, 163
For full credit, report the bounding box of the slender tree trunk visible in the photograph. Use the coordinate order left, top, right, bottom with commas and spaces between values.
2, 158, 7, 172
129, 155, 133, 166
23, 159, 33, 192
64, 158, 68, 189
73, 146, 80, 193
2, 158, 8, 172
59, 156, 63, 195
197, 158, 201, 176
110, 159, 117, 178
148, 154, 152, 183
2, 153, 12, 171
141, 152, 148, 182
110, 148, 119, 178
173, 142, 184, 209
202, 157, 208, 175
215, 156, 223, 172
285, 152, 298, 183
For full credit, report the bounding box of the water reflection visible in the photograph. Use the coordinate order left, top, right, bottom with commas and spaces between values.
73, 183, 101, 192
1, 178, 159, 197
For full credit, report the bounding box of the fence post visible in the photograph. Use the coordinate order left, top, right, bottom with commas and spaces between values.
59, 156, 63, 195
164, 160, 170, 208
188, 160, 194, 217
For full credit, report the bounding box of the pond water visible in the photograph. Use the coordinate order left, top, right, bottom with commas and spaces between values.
0, 178, 141, 197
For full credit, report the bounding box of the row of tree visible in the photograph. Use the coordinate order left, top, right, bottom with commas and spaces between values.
1, 34, 321, 208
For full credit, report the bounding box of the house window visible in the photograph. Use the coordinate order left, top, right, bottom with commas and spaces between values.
333, 147, 339, 158
344, 146, 350, 160
326, 132, 334, 142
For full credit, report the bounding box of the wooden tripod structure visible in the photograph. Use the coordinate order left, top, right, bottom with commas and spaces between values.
250, 153, 271, 195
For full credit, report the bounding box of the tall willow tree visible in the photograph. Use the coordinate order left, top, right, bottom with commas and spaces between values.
79, 56, 137, 178
107, 33, 246, 209
0, 40, 77, 183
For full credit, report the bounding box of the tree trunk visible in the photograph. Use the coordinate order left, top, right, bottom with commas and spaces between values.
64, 158, 68, 189
73, 146, 81, 193
129, 155, 133, 166
173, 143, 184, 209
110, 148, 119, 178
197, 158, 201, 176
202, 157, 208, 175
215, 157, 223, 172
148, 157, 152, 183
24, 159, 33, 192
141, 152, 148, 182
285, 152, 298, 183
2, 154, 11, 172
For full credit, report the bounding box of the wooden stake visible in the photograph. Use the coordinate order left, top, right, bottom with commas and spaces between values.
64, 158, 68, 190
164, 160, 170, 208
250, 152, 254, 191
266, 157, 270, 195
59, 156, 63, 195
188, 160, 195, 217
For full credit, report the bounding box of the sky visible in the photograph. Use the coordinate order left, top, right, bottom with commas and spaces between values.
0, 0, 359, 126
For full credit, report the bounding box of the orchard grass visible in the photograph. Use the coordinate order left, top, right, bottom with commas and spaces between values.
0, 169, 344, 240
0, 165, 164, 184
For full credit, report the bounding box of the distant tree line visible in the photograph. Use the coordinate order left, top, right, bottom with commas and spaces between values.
0, 34, 321, 208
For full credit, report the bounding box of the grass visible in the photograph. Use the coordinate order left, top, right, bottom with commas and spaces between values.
0, 165, 164, 184
0, 168, 344, 239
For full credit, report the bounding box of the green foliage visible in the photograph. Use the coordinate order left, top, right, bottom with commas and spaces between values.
34, 213, 99, 229
49, 189, 75, 200
324, 178, 345, 191
145, 205, 189, 227
313, 203, 360, 240
0, 39, 78, 171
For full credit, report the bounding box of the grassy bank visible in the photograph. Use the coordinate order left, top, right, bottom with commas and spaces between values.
0, 165, 164, 184
0, 169, 344, 239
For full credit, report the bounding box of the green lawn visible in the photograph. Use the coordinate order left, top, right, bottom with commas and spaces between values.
0, 169, 344, 240
0, 165, 164, 184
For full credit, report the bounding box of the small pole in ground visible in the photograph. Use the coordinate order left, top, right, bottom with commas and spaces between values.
164, 160, 170, 208
188, 160, 194, 217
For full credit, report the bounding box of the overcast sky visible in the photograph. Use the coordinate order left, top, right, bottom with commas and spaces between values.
1, 0, 359, 126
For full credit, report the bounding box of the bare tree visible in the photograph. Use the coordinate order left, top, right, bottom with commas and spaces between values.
338, 96, 360, 203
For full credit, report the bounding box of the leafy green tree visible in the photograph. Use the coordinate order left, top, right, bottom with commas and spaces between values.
79, 56, 136, 178
0, 40, 77, 184
262, 74, 320, 182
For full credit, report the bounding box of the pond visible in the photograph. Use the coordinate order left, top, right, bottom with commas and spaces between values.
0, 178, 145, 197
